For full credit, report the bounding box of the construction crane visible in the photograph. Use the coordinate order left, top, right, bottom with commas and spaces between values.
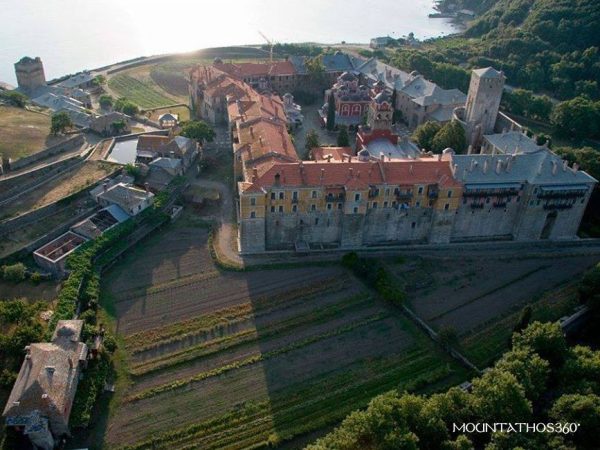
258, 31, 274, 64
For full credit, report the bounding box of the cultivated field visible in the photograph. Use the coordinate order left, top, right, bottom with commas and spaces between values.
386, 255, 598, 366
0, 161, 116, 220
0, 106, 69, 160
99, 213, 465, 449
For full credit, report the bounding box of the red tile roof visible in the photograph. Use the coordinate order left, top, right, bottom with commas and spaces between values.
240, 159, 461, 192
311, 146, 354, 162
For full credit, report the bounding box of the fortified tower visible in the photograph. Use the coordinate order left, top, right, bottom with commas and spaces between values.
14, 56, 46, 94
463, 67, 505, 149
367, 91, 393, 131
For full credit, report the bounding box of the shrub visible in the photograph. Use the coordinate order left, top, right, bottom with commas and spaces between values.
30, 271, 42, 284
2, 263, 26, 282
103, 334, 117, 353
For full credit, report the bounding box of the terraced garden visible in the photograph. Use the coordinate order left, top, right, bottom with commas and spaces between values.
107, 71, 179, 109
99, 215, 467, 449
385, 255, 597, 368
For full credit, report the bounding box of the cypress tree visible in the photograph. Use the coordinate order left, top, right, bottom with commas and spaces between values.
326, 92, 336, 131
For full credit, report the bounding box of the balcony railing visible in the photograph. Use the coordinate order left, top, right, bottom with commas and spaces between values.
463, 190, 519, 198
537, 191, 586, 199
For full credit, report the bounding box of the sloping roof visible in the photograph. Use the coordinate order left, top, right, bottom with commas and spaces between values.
97, 183, 154, 210
242, 159, 460, 192
483, 131, 544, 155
136, 135, 170, 152
57, 71, 95, 89
311, 146, 353, 162
452, 149, 597, 186
321, 53, 355, 72
150, 157, 182, 171
473, 67, 504, 79
3, 321, 87, 425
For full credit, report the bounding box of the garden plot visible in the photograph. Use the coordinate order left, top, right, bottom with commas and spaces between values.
100, 218, 465, 449
388, 255, 597, 334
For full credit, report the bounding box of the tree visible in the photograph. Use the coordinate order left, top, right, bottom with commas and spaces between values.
431, 121, 467, 154
412, 121, 442, 151
512, 321, 568, 368
92, 75, 106, 86
437, 325, 459, 349
470, 369, 532, 423
494, 348, 550, 401
0, 90, 27, 108
121, 102, 139, 116
111, 120, 127, 135
553, 146, 600, 181
326, 92, 336, 131
50, 111, 73, 135
181, 120, 216, 142
99, 94, 113, 109
305, 129, 320, 152
513, 305, 533, 334
550, 394, 600, 447
551, 96, 600, 139
337, 125, 350, 147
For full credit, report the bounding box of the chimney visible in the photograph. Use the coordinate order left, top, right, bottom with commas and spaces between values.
388, 152, 392, 161
380, 153, 385, 162
144, 182, 149, 193
437, 154, 442, 161
483, 160, 489, 174
506, 157, 513, 172
409, 164, 414, 174
327, 155, 332, 163
462, 168, 467, 181
562, 160, 568, 171
469, 159, 475, 172
495, 159, 502, 174
349, 167, 354, 177
103, 181, 108, 192
551, 160, 558, 175
341, 154, 345, 162
170, 151, 175, 159
252, 167, 258, 182
320, 168, 325, 182
573, 163, 580, 172
349, 155, 353, 163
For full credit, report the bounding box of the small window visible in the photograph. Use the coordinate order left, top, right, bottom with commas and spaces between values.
355, 193, 361, 202
315, 218, 319, 225
416, 201, 421, 208
270, 206, 275, 213
444, 203, 450, 210
447, 190, 453, 198
250, 198, 256, 206
311, 204, 316, 211
250, 211, 256, 218
279, 192, 284, 200
338, 203, 343, 209
384, 201, 388, 208
278, 205, 283, 213
292, 204, 297, 212
418, 186, 424, 195
292, 191, 298, 200
312, 190, 317, 199
271, 192, 276, 200
411, 222, 416, 229
327, 203, 332, 210
353, 207, 358, 213
385, 188, 390, 196
373, 202, 378, 209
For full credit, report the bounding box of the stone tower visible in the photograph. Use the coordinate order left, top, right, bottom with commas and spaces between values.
14, 56, 46, 94
464, 67, 505, 149
367, 91, 393, 131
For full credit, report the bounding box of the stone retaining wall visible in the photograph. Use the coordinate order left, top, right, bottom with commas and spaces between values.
8, 134, 85, 171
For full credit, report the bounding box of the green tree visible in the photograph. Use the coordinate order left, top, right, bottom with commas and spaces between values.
181, 120, 216, 142
326, 92, 336, 131
494, 348, 550, 401
337, 125, 350, 147
437, 325, 459, 349
99, 94, 113, 109
470, 369, 532, 423
50, 111, 73, 135
0, 90, 27, 108
92, 74, 106, 86
305, 129, 320, 152
111, 120, 127, 135
553, 146, 600, 181
431, 121, 467, 154
412, 121, 442, 151
513, 305, 533, 334
550, 394, 600, 447
512, 321, 568, 368
121, 102, 139, 116
551, 96, 600, 139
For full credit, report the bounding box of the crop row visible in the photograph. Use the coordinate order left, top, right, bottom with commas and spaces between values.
125, 276, 348, 353
126, 312, 386, 401
129, 293, 372, 376
108, 74, 176, 108
117, 345, 454, 449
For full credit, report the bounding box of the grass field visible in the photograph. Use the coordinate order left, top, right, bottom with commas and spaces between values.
91, 212, 468, 450
0, 106, 68, 160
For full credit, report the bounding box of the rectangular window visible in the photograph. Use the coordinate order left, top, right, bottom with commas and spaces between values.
250, 198, 256, 206
250, 211, 256, 218
373, 202, 378, 209
279, 192, 284, 200
292, 204, 297, 212
444, 203, 450, 210
353, 206, 358, 213
327, 203, 332, 210
315, 218, 319, 225
278, 205, 283, 213
418, 186, 423, 195
411, 222, 416, 229
292, 191, 298, 200
384, 201, 388, 208
270, 206, 275, 213
338, 203, 343, 209
385, 188, 390, 196
447, 190, 453, 198
312, 190, 317, 198
311, 204, 316, 211
270, 192, 276, 200
416, 201, 421, 208
355, 193, 360, 202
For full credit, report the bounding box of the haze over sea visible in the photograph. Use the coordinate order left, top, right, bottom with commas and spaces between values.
0, 0, 457, 85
